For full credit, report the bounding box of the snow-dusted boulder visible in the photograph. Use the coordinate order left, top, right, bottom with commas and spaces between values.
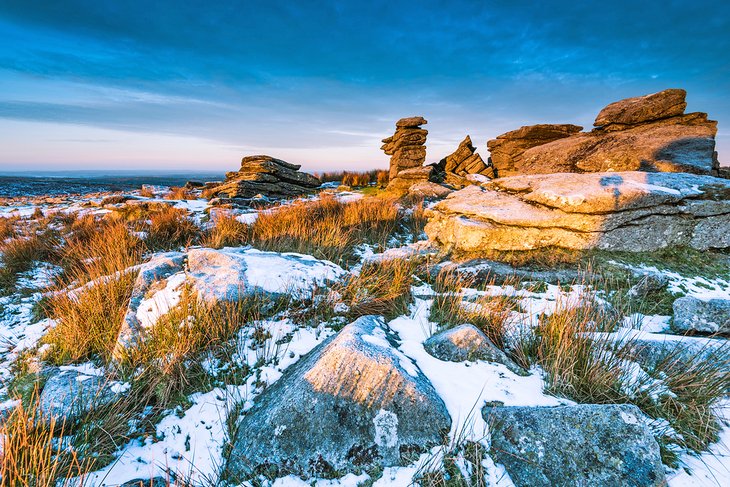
423, 324, 526, 375
485, 404, 665, 487
227, 315, 451, 479
187, 247, 345, 302
38, 366, 127, 425
114, 252, 185, 359
672, 296, 730, 334
113, 248, 345, 361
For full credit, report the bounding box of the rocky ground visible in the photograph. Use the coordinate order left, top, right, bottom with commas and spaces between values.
0, 178, 728, 487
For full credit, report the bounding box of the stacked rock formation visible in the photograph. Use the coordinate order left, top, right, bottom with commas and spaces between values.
425, 171, 730, 253
487, 89, 719, 177
209, 155, 320, 199
432, 135, 495, 186
381, 116, 431, 190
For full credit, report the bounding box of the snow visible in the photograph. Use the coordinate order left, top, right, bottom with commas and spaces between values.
618, 263, 730, 300
235, 212, 259, 225
135, 272, 187, 329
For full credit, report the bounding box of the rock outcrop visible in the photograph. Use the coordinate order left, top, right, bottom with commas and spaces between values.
227, 315, 451, 479
487, 124, 583, 177
672, 296, 730, 334
382, 117, 431, 190
425, 171, 730, 253
488, 89, 719, 177
485, 404, 666, 487
208, 155, 320, 199
432, 136, 494, 187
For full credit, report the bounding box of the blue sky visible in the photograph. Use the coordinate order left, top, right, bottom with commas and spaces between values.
0, 0, 728, 172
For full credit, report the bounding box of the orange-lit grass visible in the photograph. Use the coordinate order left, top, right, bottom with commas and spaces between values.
145, 206, 200, 250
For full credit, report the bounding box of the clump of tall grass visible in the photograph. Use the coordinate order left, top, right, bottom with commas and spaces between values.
42, 220, 143, 364
145, 206, 200, 250
126, 289, 278, 406
429, 270, 518, 349
203, 212, 250, 249
164, 186, 194, 200
0, 233, 57, 292
514, 292, 730, 464
245, 194, 399, 264
0, 215, 18, 241
0, 391, 90, 486
339, 258, 417, 319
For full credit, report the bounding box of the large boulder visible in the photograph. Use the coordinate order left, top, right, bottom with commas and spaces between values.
209, 155, 320, 199
227, 316, 451, 479
425, 171, 730, 253
423, 324, 526, 375
595, 88, 688, 129
488, 89, 719, 177
186, 247, 345, 303
672, 296, 730, 334
485, 404, 665, 487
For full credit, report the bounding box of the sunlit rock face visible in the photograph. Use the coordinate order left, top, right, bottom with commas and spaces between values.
485, 404, 666, 487
227, 315, 451, 479
488, 89, 719, 177
425, 171, 730, 253
431, 135, 495, 187
209, 155, 321, 199
382, 116, 432, 191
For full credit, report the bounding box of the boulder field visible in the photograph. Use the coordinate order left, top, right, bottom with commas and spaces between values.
425, 171, 730, 253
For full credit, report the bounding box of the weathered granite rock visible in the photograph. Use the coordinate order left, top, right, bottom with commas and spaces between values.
595, 88, 688, 129
113, 249, 345, 359
186, 247, 345, 303
520, 112, 718, 175
487, 124, 583, 177
227, 315, 451, 479
488, 89, 719, 177
485, 404, 665, 487
431, 260, 586, 285
209, 155, 320, 199
38, 368, 125, 425
425, 171, 730, 253
672, 296, 730, 334
424, 324, 526, 374
407, 181, 453, 199
432, 136, 495, 187
382, 117, 430, 190
114, 252, 185, 360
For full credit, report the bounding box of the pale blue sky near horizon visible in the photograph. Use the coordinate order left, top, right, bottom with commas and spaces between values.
0, 0, 728, 173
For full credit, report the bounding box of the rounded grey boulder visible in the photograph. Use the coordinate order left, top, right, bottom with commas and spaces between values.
484, 404, 666, 487
227, 315, 451, 480
672, 296, 730, 334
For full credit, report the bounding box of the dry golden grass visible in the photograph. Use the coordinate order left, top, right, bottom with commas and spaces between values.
341, 172, 370, 187
0, 233, 56, 292
0, 215, 18, 241
376, 170, 389, 187
0, 392, 90, 486
202, 212, 250, 248
138, 186, 155, 198
339, 258, 417, 319
245, 194, 399, 264
145, 206, 200, 250
164, 186, 194, 200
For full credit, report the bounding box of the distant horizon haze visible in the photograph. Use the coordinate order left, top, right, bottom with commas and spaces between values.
0, 1, 728, 172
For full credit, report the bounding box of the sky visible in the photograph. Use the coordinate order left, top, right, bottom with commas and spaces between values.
0, 0, 728, 173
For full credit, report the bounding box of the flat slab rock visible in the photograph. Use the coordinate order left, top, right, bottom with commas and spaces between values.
485, 404, 665, 487
425, 171, 730, 253
227, 315, 451, 479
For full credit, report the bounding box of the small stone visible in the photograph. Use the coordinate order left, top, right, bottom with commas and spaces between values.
672, 296, 730, 334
